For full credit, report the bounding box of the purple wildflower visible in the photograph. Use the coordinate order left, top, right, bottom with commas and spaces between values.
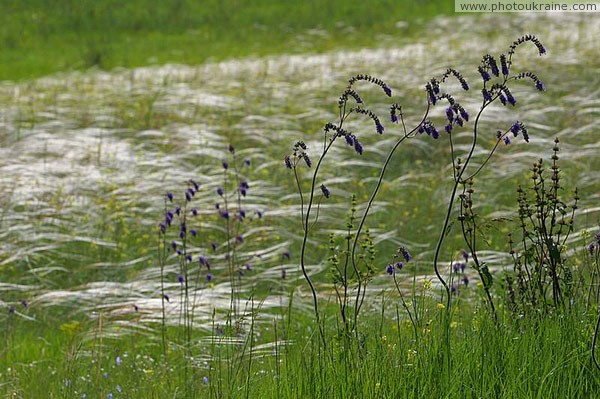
284, 155, 293, 169
222, 159, 229, 169
206, 273, 213, 283
386, 264, 394, 275
320, 184, 331, 198
504, 136, 511, 145
166, 192, 173, 202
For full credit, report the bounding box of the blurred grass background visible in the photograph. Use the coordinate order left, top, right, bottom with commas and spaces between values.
0, 0, 452, 80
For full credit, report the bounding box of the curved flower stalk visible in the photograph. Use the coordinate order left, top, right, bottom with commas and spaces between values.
285, 75, 393, 344
431, 35, 548, 313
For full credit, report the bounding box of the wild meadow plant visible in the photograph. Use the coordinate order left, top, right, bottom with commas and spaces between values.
505, 138, 579, 314
156, 144, 267, 396
286, 35, 548, 348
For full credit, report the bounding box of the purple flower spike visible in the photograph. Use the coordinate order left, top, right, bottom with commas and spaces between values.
383, 85, 392, 97
320, 184, 331, 198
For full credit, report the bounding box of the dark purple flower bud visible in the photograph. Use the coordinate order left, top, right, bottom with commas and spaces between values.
211, 242, 217, 252
589, 243, 597, 254
215, 203, 220, 209
222, 159, 229, 169
461, 249, 469, 262
345, 134, 355, 146
399, 247, 412, 262
206, 273, 213, 283
462, 275, 469, 286
133, 304, 139, 312
186, 254, 192, 262
166, 192, 173, 202
418, 125, 425, 134
499, 93, 507, 106
159, 223, 166, 234
199, 256, 207, 265
239, 209, 246, 219
482, 88, 492, 102
376, 122, 384, 134
460, 262, 466, 273
535, 81, 545, 91
178, 274, 185, 284
386, 264, 394, 275
236, 235, 244, 243
191, 180, 200, 191
431, 125, 439, 139
255, 210, 263, 219
21, 299, 28, 308
220, 210, 229, 219
179, 231, 185, 239
445, 124, 453, 134
176, 249, 182, 256
504, 88, 516, 106
163, 294, 170, 302
478, 67, 491, 82
244, 264, 252, 271
185, 191, 192, 202
171, 241, 177, 250
453, 263, 462, 273
504, 136, 511, 145
217, 187, 224, 197
383, 85, 392, 97
320, 184, 331, 198
283, 250, 291, 260
354, 138, 363, 155
284, 155, 293, 169
500, 54, 509, 76
446, 107, 454, 122
510, 122, 521, 136
244, 158, 251, 166
455, 117, 463, 127
190, 229, 197, 237
228, 144, 235, 154
303, 154, 312, 167
395, 262, 404, 270
391, 113, 398, 123
459, 108, 469, 121
175, 206, 181, 216
187, 188, 195, 197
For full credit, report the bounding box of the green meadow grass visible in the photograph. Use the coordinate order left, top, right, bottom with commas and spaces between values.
0, 0, 452, 81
